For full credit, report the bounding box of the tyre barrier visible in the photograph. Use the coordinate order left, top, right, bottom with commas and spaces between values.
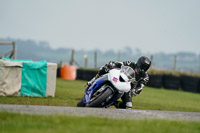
76, 69, 98, 81
76, 69, 83, 80
83, 70, 98, 81
163, 75, 180, 90
57, 67, 61, 78
180, 75, 200, 93
147, 75, 163, 88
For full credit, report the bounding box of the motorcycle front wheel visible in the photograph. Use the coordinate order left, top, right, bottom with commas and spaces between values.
86, 87, 113, 107
77, 98, 85, 107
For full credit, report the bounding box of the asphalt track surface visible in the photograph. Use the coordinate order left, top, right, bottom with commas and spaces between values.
0, 104, 200, 122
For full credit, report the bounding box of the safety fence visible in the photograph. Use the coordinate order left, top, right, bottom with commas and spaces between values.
57, 68, 200, 94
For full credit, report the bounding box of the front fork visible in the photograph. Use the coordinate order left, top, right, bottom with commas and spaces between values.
83, 77, 105, 104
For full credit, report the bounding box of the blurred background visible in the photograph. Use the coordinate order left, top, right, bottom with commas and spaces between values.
0, 0, 200, 73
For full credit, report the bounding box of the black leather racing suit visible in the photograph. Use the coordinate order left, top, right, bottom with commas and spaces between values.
96, 61, 149, 109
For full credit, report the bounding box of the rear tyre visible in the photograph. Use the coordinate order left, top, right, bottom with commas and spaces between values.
86, 87, 113, 107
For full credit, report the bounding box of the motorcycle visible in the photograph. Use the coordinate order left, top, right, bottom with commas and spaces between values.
77, 65, 136, 108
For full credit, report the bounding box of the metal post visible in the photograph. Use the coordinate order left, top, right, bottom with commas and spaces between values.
173, 55, 177, 71
94, 51, 97, 68
150, 55, 153, 69
69, 49, 81, 67
0, 41, 16, 59
70, 49, 75, 65
199, 54, 200, 74
12, 42, 16, 59
84, 55, 88, 68
117, 51, 121, 61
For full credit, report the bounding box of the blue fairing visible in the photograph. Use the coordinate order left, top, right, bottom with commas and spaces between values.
83, 77, 105, 104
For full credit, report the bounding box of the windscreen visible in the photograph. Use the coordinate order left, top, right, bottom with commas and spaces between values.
120, 66, 135, 81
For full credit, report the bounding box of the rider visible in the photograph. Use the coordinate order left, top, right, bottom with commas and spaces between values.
84, 56, 151, 109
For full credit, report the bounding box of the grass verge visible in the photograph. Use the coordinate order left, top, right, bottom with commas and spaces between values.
0, 112, 200, 133
0, 78, 200, 112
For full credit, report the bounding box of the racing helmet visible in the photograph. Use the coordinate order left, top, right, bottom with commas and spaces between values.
136, 56, 151, 73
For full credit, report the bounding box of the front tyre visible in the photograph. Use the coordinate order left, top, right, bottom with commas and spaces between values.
77, 98, 85, 107
86, 87, 113, 107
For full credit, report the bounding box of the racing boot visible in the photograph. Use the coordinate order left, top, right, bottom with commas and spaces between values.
114, 92, 133, 109
125, 102, 132, 109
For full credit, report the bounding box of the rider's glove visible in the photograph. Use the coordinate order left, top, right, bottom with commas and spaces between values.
135, 87, 143, 94
107, 61, 116, 69
129, 85, 144, 97
129, 89, 137, 97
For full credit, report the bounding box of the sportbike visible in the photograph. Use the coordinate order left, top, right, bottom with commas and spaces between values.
77, 65, 136, 108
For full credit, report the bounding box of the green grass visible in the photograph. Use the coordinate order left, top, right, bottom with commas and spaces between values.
132, 87, 200, 112
0, 78, 200, 112
0, 112, 200, 133
0, 78, 200, 133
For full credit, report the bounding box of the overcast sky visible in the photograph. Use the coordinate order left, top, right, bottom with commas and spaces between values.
0, 0, 200, 54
